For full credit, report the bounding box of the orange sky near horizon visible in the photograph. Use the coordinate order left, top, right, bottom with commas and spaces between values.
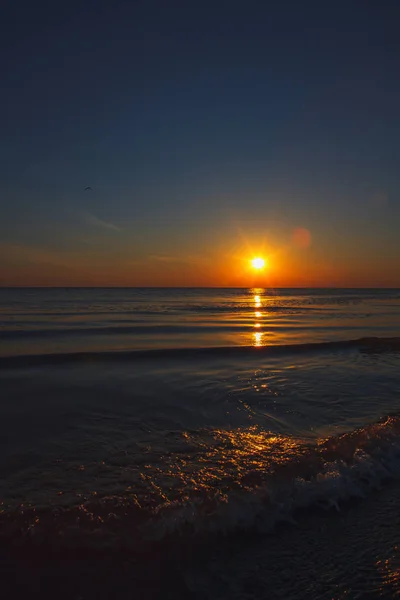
1, 223, 399, 288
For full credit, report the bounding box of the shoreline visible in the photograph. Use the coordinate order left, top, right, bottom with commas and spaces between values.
2, 482, 400, 599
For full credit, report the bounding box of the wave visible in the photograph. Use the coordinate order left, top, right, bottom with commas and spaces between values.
176, 304, 321, 314
1, 322, 386, 342
143, 415, 400, 541
1, 336, 399, 369
0, 305, 324, 317
2, 414, 400, 549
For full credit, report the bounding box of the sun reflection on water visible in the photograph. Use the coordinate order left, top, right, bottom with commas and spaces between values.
252, 289, 265, 345
376, 551, 400, 595
253, 331, 264, 346
124, 426, 305, 509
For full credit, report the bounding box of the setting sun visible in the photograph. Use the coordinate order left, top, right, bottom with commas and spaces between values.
251, 257, 265, 270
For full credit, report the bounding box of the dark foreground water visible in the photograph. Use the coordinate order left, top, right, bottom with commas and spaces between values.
1, 288, 400, 598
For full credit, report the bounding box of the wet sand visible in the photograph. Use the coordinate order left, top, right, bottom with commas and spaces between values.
2, 482, 400, 599
190, 481, 400, 599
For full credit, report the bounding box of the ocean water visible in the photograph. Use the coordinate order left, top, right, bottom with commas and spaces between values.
1, 287, 400, 599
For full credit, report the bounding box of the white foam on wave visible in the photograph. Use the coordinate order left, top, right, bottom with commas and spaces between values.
143, 417, 400, 540
3, 416, 400, 551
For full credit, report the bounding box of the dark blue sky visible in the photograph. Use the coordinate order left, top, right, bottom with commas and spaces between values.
1, 0, 399, 286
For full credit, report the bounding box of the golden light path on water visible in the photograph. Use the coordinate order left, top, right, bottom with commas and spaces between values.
253, 289, 265, 347
140, 427, 304, 507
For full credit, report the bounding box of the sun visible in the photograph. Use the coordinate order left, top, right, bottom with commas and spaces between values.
251, 257, 265, 270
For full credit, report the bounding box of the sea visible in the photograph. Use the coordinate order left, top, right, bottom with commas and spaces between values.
1, 287, 400, 599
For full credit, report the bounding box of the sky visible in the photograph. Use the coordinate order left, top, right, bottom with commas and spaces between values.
0, 0, 399, 287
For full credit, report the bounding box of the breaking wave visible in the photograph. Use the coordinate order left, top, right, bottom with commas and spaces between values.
2, 414, 400, 549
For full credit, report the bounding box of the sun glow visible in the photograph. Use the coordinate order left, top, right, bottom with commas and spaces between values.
251, 257, 265, 270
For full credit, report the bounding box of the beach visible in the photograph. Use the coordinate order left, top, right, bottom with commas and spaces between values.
1, 287, 400, 598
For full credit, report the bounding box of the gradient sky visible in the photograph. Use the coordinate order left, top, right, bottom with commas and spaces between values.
1, 0, 399, 287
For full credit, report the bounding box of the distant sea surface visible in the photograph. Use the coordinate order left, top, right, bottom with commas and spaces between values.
1, 287, 400, 599
1, 287, 400, 357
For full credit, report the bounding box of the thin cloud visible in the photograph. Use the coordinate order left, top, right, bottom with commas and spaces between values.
85, 213, 121, 232
149, 254, 208, 266
149, 255, 182, 263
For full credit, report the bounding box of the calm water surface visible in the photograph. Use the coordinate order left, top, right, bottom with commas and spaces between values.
1, 287, 399, 355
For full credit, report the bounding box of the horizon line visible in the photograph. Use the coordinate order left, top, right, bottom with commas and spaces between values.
1, 285, 399, 290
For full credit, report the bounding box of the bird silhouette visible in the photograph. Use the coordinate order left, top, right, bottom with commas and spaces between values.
84, 186, 92, 191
